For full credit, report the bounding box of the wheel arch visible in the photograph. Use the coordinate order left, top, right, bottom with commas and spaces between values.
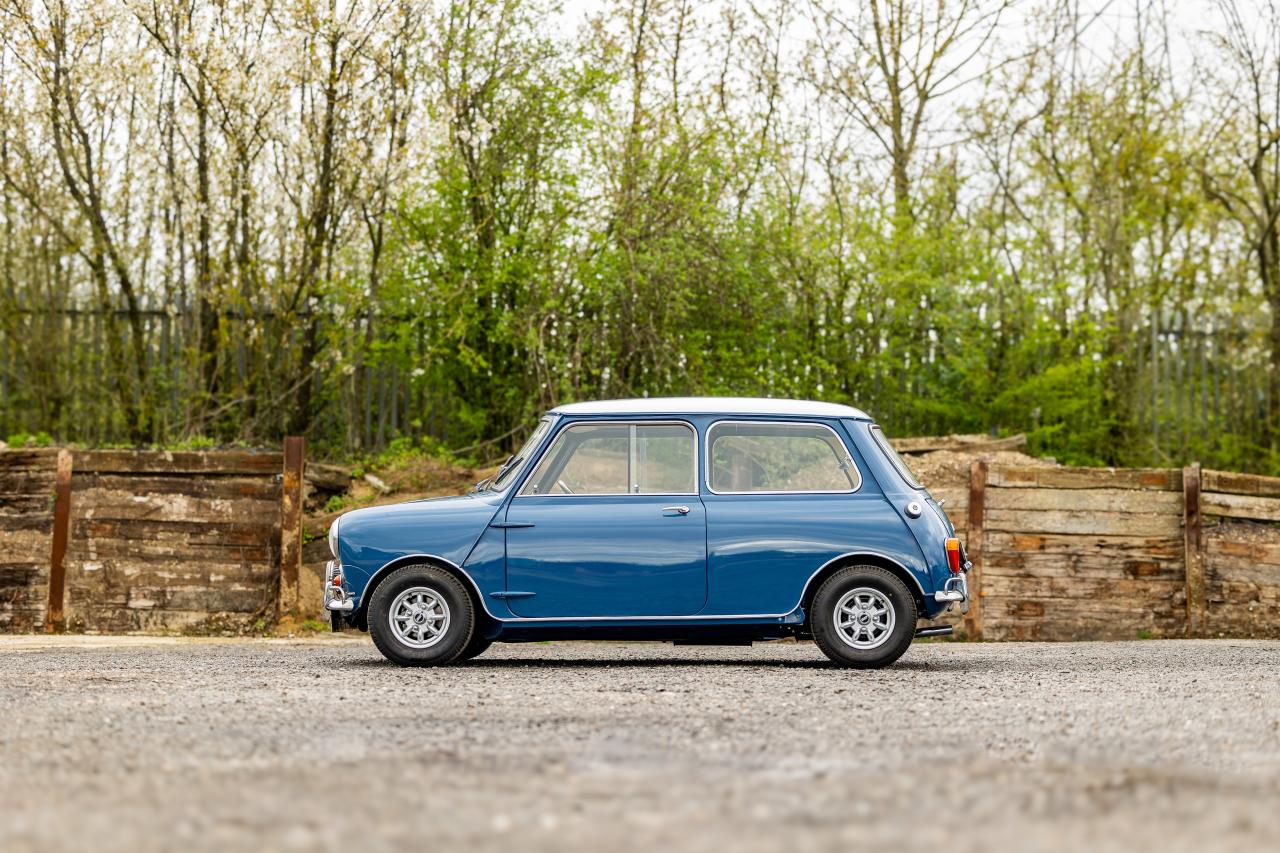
355, 554, 493, 631
800, 552, 928, 617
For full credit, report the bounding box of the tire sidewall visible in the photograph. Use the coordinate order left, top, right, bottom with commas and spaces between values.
811, 565, 916, 668
368, 565, 474, 666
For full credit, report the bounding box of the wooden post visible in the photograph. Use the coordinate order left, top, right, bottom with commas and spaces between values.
1182, 462, 1206, 637
46, 448, 73, 632
962, 459, 987, 640
279, 436, 305, 615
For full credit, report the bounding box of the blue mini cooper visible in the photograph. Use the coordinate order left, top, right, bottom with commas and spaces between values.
324, 398, 969, 668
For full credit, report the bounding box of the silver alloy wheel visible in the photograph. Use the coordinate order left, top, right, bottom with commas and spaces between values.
833, 587, 896, 650
388, 586, 451, 649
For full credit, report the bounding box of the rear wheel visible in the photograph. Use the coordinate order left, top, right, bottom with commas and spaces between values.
811, 565, 916, 668
368, 565, 474, 666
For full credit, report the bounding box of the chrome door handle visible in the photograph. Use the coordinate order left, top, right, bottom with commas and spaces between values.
662, 505, 690, 515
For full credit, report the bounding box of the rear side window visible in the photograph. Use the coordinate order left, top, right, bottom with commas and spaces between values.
869, 425, 922, 489
707, 421, 859, 493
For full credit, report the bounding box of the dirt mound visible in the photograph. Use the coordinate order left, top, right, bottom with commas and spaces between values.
907, 448, 1057, 491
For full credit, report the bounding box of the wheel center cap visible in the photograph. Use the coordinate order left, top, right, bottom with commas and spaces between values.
413, 612, 426, 624
858, 613, 871, 625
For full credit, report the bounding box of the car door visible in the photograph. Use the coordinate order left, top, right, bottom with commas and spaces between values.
502, 420, 708, 618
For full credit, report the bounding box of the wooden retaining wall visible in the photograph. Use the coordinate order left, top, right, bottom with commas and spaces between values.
944, 463, 1280, 641
0, 443, 332, 633
5, 442, 1280, 639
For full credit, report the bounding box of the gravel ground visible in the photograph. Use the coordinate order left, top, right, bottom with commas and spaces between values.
2, 636, 1278, 853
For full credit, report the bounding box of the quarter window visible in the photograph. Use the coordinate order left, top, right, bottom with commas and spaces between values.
708, 422, 859, 493
520, 422, 696, 495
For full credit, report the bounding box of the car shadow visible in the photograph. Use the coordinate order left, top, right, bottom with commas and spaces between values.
346, 654, 981, 672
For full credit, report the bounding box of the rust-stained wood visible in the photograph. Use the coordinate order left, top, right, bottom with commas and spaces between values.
963, 460, 986, 640
893, 433, 1027, 454
278, 436, 305, 614
987, 465, 1181, 491
1183, 464, 1205, 637
46, 449, 73, 631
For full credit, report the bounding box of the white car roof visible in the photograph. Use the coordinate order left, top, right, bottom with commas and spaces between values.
548, 396, 871, 420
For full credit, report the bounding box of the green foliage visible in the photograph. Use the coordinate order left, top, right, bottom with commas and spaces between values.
6, 432, 53, 448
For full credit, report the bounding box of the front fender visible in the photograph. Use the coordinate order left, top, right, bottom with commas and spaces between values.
336, 493, 504, 608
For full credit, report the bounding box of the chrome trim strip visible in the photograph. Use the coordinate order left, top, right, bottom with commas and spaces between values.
360, 550, 929, 624
515, 419, 699, 497
703, 420, 863, 495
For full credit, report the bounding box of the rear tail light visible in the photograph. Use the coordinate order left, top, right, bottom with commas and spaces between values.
945, 538, 962, 573
332, 574, 343, 588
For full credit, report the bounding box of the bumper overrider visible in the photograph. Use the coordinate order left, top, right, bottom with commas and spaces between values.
324, 559, 354, 614
932, 541, 972, 613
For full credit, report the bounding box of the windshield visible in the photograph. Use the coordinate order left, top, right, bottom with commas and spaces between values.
487, 417, 554, 491
869, 424, 923, 489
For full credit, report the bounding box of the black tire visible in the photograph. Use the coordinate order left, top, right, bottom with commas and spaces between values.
811, 565, 917, 668
454, 632, 492, 662
368, 564, 474, 666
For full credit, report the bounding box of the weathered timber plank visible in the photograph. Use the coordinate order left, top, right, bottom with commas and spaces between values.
985, 531, 1183, 559
1201, 492, 1280, 522
0, 512, 53, 532
1202, 469, 1280, 499
69, 558, 275, 584
71, 449, 282, 475
70, 474, 281, 500
305, 462, 351, 492
986, 486, 1183, 514
0, 471, 56, 490
987, 465, 1181, 491
0, 449, 59, 470
72, 518, 277, 546
70, 491, 279, 523
985, 508, 1183, 537
68, 538, 273, 563
982, 574, 1184, 599
1205, 558, 1280, 586
1204, 536, 1280, 566
983, 552, 1183, 580
894, 433, 1027, 454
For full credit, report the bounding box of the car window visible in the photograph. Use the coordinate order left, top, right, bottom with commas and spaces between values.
520, 422, 696, 495
708, 422, 859, 493
635, 424, 696, 493
868, 424, 923, 489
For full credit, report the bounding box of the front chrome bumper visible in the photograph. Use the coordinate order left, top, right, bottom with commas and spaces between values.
323, 560, 354, 613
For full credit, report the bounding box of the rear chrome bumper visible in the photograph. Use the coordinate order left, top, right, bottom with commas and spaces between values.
323, 560, 354, 613
933, 572, 969, 613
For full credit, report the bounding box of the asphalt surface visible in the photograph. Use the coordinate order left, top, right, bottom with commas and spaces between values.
1, 637, 1278, 853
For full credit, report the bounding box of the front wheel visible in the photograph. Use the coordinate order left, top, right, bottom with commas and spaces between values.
368, 564, 475, 666
811, 565, 917, 668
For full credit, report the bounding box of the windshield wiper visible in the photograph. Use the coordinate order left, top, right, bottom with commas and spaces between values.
475, 454, 520, 492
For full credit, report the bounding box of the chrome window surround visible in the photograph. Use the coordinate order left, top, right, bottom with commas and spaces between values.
516, 419, 699, 497
704, 420, 862, 495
